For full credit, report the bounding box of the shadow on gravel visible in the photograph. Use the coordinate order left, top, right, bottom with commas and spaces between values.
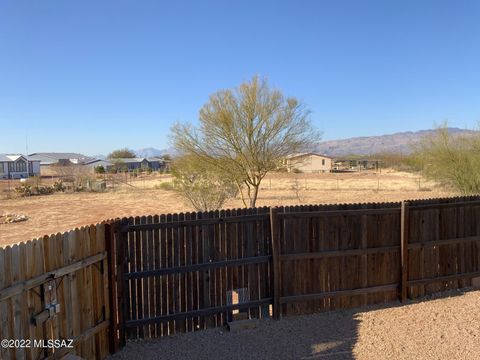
108, 289, 472, 360
108, 308, 361, 360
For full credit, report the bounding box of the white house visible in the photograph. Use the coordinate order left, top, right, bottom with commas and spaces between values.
28, 152, 94, 166
283, 153, 332, 173
0, 154, 41, 179
28, 152, 95, 176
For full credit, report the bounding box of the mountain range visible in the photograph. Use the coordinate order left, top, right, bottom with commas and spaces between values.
314, 127, 477, 157
135, 147, 174, 158
90, 128, 477, 159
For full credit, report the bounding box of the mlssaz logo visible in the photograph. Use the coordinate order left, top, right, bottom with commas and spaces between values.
34, 339, 74, 349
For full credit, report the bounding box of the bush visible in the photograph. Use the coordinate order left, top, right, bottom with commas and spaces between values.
15, 184, 56, 197
53, 180, 65, 192
94, 165, 106, 174
36, 186, 54, 195
418, 126, 480, 194
15, 184, 33, 196
171, 156, 238, 211
155, 182, 175, 191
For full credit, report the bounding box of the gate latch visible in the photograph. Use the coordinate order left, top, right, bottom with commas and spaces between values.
32, 280, 61, 326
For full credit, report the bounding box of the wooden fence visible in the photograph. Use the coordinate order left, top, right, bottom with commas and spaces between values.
270, 197, 480, 316
0, 224, 111, 360
2, 196, 480, 359
270, 202, 401, 316
109, 196, 480, 347
111, 208, 273, 344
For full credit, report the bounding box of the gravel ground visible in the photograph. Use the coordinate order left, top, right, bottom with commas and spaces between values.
108, 290, 480, 360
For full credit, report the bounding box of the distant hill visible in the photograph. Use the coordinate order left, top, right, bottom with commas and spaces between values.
91, 154, 106, 160
90, 128, 476, 160
89, 148, 174, 160
135, 147, 175, 158
315, 128, 477, 157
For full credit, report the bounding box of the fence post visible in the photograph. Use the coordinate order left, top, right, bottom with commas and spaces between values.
201, 212, 213, 327
117, 218, 129, 346
270, 207, 281, 319
105, 221, 119, 354
400, 201, 409, 301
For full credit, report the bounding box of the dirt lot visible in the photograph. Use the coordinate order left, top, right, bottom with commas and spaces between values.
0, 171, 454, 246
108, 289, 480, 360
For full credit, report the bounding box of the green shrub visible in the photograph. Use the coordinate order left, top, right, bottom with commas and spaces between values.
418, 126, 480, 194
94, 165, 106, 174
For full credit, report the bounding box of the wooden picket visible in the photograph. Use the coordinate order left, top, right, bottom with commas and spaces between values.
0, 225, 110, 360
115, 207, 273, 340
270, 196, 480, 317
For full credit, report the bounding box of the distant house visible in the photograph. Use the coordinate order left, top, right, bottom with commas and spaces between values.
108, 158, 150, 171
0, 154, 41, 179
102, 157, 170, 172
28, 152, 94, 166
28, 152, 95, 175
283, 153, 332, 173
147, 157, 170, 172
84, 159, 114, 172
333, 159, 381, 172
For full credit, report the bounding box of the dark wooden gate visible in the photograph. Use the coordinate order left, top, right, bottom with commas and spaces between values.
114, 209, 273, 343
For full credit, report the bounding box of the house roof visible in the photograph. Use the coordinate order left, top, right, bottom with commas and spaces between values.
0, 154, 40, 162
285, 152, 332, 159
109, 158, 147, 163
147, 157, 169, 163
85, 159, 114, 166
28, 152, 94, 165
29, 152, 91, 159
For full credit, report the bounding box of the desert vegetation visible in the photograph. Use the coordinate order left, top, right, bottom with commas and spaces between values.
414, 125, 480, 194
172, 76, 320, 208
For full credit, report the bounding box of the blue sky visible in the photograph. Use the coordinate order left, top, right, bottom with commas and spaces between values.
1, 0, 479, 155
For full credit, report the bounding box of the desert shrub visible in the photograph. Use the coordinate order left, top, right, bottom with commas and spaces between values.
94, 165, 106, 174
36, 186, 55, 195
417, 125, 480, 194
155, 182, 175, 191
15, 184, 56, 197
53, 180, 65, 192
15, 184, 33, 196
171, 155, 238, 211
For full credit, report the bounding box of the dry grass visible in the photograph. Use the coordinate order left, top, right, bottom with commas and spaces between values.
0, 170, 455, 246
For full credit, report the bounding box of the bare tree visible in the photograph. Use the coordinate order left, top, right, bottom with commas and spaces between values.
172, 76, 321, 207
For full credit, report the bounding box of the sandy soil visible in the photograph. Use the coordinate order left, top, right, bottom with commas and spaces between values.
0, 171, 454, 246
108, 289, 480, 360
